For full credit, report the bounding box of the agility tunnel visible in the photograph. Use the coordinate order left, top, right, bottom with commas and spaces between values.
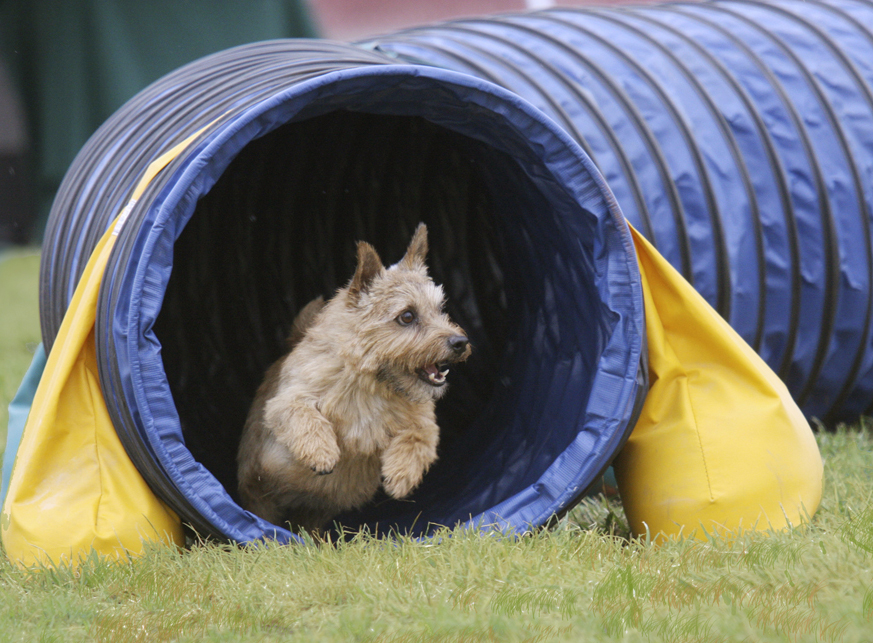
4, 41, 651, 556
369, 0, 873, 425
2, 0, 837, 563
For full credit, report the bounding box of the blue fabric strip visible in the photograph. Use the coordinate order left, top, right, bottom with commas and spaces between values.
1, 344, 47, 512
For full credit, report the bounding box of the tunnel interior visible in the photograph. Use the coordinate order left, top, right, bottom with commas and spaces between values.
154, 109, 608, 535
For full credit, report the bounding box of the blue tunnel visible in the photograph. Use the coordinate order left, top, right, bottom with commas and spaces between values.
35, 0, 873, 542
368, 0, 873, 424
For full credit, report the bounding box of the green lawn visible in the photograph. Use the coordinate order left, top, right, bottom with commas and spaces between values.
0, 248, 42, 453
2, 250, 873, 642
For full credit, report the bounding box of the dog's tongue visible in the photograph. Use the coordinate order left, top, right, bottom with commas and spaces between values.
424, 363, 448, 384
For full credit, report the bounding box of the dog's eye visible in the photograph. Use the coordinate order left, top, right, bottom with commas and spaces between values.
397, 310, 417, 326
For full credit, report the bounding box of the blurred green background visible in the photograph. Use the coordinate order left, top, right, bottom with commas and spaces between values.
0, 0, 317, 245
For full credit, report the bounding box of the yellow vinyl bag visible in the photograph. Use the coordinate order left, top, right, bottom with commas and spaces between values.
614, 226, 824, 541
1, 229, 184, 567
0, 132, 208, 567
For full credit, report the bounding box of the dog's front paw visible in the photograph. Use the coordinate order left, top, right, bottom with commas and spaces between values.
299, 443, 340, 476
381, 430, 437, 499
294, 433, 341, 476
382, 467, 423, 499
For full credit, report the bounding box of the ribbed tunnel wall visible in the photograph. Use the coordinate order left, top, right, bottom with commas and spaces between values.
368, 0, 873, 423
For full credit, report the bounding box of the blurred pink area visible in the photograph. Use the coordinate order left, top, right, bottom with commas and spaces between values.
309, 0, 647, 40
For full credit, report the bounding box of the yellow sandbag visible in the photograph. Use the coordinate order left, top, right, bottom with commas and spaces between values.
0, 130, 208, 567
1, 229, 183, 567
614, 226, 823, 541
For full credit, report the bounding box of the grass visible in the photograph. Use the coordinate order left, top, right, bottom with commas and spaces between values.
0, 248, 42, 452
2, 251, 873, 641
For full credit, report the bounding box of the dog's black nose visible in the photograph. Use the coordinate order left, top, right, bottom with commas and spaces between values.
448, 335, 469, 354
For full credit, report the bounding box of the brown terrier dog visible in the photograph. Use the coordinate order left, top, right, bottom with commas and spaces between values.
237, 224, 471, 535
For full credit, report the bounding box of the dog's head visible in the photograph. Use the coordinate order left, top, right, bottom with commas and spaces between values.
341, 223, 472, 402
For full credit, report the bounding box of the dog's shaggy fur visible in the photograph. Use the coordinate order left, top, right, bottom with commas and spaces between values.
237, 224, 471, 534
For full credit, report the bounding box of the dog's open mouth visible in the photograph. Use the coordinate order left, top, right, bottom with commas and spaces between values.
418, 363, 450, 387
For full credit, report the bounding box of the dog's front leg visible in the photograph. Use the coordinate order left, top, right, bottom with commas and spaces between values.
381, 420, 439, 499
265, 398, 341, 475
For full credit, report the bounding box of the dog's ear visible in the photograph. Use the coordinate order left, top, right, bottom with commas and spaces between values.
349, 241, 384, 300
400, 223, 429, 270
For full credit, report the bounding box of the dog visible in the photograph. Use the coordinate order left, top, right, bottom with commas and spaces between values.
237, 223, 471, 535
